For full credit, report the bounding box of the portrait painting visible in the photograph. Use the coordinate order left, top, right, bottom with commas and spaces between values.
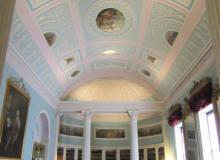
96, 8, 125, 32
0, 77, 30, 159
96, 128, 125, 139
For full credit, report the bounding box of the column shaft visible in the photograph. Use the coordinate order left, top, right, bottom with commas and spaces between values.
53, 113, 61, 160
129, 111, 139, 160
82, 111, 92, 160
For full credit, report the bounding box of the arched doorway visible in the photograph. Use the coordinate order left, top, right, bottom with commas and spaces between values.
32, 112, 50, 160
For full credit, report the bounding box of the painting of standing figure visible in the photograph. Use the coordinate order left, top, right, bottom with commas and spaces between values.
0, 77, 30, 159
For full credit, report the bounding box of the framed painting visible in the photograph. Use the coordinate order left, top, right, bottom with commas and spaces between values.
0, 77, 30, 159
138, 124, 162, 138
95, 128, 126, 139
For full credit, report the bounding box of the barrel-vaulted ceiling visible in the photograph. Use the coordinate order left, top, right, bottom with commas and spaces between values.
8, 0, 212, 106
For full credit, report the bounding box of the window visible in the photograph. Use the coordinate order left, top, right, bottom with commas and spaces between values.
66, 148, 75, 160
175, 122, 186, 160
91, 149, 102, 160
120, 149, 130, 160
147, 148, 156, 160
198, 104, 220, 160
106, 150, 116, 160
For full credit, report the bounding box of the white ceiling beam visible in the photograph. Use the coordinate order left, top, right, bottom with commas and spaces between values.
67, 0, 90, 70
57, 101, 163, 113
132, 0, 154, 70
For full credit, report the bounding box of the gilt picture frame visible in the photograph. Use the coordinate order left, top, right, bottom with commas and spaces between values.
0, 77, 30, 159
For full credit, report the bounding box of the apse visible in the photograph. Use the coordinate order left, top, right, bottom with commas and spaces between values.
65, 78, 155, 102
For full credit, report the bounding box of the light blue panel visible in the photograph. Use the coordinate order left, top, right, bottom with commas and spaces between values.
138, 116, 162, 126
36, 3, 80, 61
59, 117, 83, 146
26, 0, 53, 11
171, 0, 196, 11
61, 117, 84, 126
0, 63, 57, 160
138, 135, 163, 146
158, 13, 211, 97
138, 116, 163, 145
91, 121, 130, 147
164, 121, 177, 160
144, 1, 186, 56
91, 60, 131, 70
59, 135, 83, 146
10, 12, 63, 96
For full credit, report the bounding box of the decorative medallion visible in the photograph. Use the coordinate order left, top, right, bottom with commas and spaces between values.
71, 70, 80, 78
142, 70, 151, 77
84, 0, 136, 35
165, 31, 178, 46
44, 32, 56, 46
96, 8, 125, 32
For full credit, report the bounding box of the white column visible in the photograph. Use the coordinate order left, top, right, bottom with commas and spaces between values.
74, 148, 78, 160
116, 149, 120, 160
53, 113, 62, 160
63, 147, 66, 160
129, 111, 139, 160
0, 0, 15, 85
82, 111, 93, 160
102, 149, 106, 160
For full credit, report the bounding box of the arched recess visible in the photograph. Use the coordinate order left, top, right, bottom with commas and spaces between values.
32, 111, 50, 159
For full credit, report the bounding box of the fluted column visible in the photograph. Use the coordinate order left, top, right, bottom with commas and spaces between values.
129, 111, 139, 160
53, 113, 62, 160
0, 0, 15, 84
82, 111, 93, 160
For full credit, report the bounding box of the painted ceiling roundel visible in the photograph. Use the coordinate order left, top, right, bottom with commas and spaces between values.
84, 0, 136, 35
96, 8, 125, 32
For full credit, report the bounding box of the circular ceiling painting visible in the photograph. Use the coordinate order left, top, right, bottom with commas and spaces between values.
84, 0, 136, 36
96, 8, 125, 32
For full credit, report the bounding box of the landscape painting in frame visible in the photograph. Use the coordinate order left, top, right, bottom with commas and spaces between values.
0, 77, 30, 159
96, 129, 125, 139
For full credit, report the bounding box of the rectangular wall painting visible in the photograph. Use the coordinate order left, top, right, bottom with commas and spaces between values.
59, 124, 83, 137
0, 77, 30, 159
96, 129, 125, 139
138, 124, 162, 137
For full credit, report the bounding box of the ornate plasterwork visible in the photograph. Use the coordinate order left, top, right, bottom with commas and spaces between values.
84, 0, 136, 36
158, 13, 211, 97
36, 3, 79, 61
26, 0, 53, 11
140, 49, 164, 71
91, 60, 130, 70
144, 1, 186, 55
170, 0, 196, 11
65, 78, 152, 102
65, 65, 85, 81
10, 13, 63, 96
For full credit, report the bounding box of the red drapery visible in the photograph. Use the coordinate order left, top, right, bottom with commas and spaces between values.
188, 78, 212, 113
168, 104, 182, 127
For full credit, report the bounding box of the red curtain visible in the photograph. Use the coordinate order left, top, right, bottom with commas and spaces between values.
168, 104, 182, 127
188, 78, 212, 113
